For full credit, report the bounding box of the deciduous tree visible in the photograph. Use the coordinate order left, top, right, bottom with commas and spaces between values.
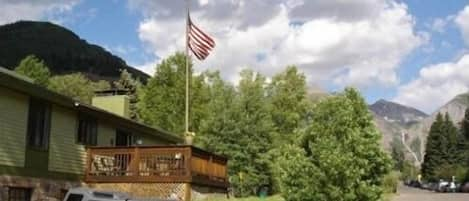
276, 88, 391, 201
14, 55, 51, 86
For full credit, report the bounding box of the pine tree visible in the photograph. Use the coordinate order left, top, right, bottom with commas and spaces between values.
442, 113, 459, 165
14, 55, 51, 86
114, 69, 141, 120
422, 113, 445, 181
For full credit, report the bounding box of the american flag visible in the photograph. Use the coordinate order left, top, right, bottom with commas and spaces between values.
187, 15, 215, 60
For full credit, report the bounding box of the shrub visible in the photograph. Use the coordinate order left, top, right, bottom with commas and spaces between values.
383, 171, 400, 193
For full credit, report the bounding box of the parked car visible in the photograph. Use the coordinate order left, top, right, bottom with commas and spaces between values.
63, 187, 177, 201
459, 182, 469, 193
408, 180, 421, 188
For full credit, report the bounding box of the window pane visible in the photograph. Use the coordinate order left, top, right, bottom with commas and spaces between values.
77, 115, 97, 145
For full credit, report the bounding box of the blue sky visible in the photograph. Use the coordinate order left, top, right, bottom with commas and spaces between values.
1, 0, 469, 113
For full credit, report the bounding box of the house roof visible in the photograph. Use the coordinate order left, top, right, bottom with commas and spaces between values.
0, 67, 183, 144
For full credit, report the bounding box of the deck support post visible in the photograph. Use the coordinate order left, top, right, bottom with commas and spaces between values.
184, 183, 192, 201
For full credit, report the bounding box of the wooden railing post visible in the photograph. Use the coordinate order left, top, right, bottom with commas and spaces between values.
186, 147, 192, 179
131, 147, 140, 177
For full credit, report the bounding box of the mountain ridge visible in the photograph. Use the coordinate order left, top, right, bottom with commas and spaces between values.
0, 20, 150, 82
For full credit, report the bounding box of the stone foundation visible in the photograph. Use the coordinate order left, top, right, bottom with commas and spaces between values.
0, 175, 83, 201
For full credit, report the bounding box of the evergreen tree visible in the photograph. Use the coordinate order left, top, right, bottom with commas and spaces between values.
276, 88, 391, 201
14, 55, 51, 86
114, 69, 141, 120
442, 113, 459, 165
462, 108, 469, 140
421, 113, 445, 180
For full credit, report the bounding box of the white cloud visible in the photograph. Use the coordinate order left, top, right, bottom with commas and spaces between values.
132, 0, 423, 87
456, 5, 469, 44
430, 16, 454, 33
0, 0, 79, 25
393, 54, 469, 113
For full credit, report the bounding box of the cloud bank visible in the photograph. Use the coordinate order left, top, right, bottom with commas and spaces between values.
131, 0, 424, 88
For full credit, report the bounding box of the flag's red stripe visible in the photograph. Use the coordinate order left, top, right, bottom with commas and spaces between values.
189, 36, 211, 56
189, 32, 212, 51
190, 40, 209, 58
189, 18, 215, 46
190, 27, 215, 49
189, 41, 208, 60
190, 37, 211, 55
191, 25, 215, 47
189, 43, 204, 60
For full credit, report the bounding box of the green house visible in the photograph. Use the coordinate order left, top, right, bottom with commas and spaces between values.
0, 67, 228, 201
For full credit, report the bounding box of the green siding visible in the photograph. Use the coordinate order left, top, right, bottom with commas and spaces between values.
0, 87, 28, 167
48, 106, 86, 174
97, 122, 115, 146
25, 148, 49, 170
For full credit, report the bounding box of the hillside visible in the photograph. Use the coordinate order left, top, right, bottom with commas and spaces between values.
0, 21, 149, 81
369, 99, 427, 150
370, 99, 428, 126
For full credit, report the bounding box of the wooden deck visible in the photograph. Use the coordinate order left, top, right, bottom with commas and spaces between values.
85, 145, 228, 188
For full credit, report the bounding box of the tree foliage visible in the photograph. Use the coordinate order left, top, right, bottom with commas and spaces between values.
422, 112, 461, 181
14, 55, 51, 86
114, 69, 141, 120
390, 137, 405, 171
48, 73, 110, 103
138, 52, 207, 134
276, 88, 391, 201
267, 66, 311, 143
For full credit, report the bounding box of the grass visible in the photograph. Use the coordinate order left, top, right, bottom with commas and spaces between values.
202, 195, 284, 201
202, 193, 394, 201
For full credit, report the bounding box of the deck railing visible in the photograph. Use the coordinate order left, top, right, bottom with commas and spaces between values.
85, 146, 228, 188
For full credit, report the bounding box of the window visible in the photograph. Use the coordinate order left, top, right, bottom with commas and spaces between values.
27, 99, 51, 150
8, 187, 32, 201
77, 115, 97, 145
115, 130, 133, 146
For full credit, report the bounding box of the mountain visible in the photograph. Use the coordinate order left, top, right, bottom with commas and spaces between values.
369, 99, 427, 152
370, 99, 428, 126
0, 21, 149, 81
407, 92, 469, 142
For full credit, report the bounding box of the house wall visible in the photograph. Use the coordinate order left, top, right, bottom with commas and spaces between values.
48, 105, 87, 175
0, 87, 28, 167
97, 123, 115, 146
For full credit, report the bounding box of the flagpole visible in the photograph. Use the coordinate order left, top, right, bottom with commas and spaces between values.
185, 0, 190, 136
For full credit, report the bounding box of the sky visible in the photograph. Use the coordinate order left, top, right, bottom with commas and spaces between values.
1, 0, 469, 114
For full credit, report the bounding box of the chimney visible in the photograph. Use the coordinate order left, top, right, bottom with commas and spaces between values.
92, 89, 130, 118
